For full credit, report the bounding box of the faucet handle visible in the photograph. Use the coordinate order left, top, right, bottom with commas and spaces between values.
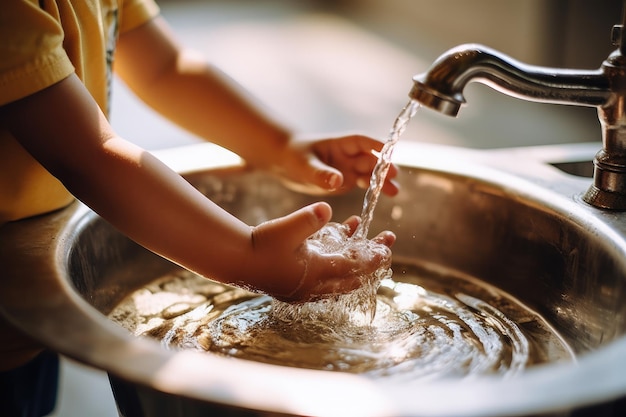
613, 2, 626, 54
611, 25, 622, 46
611, 24, 625, 53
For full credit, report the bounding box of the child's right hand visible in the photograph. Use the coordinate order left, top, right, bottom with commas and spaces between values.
236, 202, 395, 303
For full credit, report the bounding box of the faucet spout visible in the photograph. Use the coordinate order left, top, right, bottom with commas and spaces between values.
410, 40, 626, 210
409, 44, 611, 117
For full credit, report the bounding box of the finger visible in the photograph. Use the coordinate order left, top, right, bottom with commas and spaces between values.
386, 162, 399, 179
253, 202, 332, 250
298, 154, 344, 192
356, 174, 400, 196
276, 273, 361, 303
341, 215, 361, 235
382, 178, 400, 196
372, 231, 396, 247
308, 273, 362, 300
308, 245, 391, 300
359, 159, 398, 180
353, 154, 377, 176
341, 135, 384, 156
287, 255, 363, 302
289, 150, 343, 191
352, 156, 397, 180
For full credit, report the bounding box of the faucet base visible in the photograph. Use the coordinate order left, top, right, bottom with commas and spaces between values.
583, 185, 626, 210
582, 150, 626, 210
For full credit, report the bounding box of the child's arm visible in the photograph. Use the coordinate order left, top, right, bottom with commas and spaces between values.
0, 74, 394, 301
114, 16, 399, 196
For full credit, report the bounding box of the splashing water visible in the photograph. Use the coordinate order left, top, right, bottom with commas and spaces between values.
271, 100, 420, 325
354, 100, 420, 239
273, 222, 392, 326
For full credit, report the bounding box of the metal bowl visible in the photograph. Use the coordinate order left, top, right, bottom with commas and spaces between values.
1, 142, 625, 417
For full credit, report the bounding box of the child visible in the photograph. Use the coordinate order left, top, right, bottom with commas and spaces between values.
0, 1, 397, 414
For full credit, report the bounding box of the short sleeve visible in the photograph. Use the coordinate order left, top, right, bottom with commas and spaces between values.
0, 0, 75, 106
119, 0, 160, 34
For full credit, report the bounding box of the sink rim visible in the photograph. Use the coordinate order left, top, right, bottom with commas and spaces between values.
1, 141, 625, 417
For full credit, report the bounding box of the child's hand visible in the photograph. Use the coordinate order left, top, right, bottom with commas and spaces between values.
240, 202, 395, 303
271, 134, 400, 197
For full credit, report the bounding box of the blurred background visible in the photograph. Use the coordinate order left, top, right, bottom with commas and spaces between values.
52, 1, 622, 415
110, 0, 622, 153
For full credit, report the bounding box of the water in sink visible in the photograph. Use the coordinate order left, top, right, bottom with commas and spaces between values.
108, 260, 574, 381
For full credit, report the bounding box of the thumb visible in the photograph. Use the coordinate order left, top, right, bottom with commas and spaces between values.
252, 202, 332, 250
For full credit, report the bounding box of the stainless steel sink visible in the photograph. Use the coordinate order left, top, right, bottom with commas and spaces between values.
1, 141, 626, 417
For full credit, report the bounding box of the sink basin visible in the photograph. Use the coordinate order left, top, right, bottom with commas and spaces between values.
550, 160, 594, 178
1, 142, 626, 417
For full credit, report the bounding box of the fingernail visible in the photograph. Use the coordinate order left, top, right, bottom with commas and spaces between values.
327, 173, 342, 190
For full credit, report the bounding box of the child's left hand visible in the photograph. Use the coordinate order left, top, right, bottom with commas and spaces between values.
270, 134, 400, 196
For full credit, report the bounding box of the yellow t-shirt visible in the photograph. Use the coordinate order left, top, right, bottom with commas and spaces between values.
0, 0, 160, 224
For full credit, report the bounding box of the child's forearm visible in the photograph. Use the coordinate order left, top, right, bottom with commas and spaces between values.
115, 17, 291, 168
1, 74, 255, 287
74, 137, 254, 283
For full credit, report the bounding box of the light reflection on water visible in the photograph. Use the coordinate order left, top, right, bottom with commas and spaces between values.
108, 262, 574, 381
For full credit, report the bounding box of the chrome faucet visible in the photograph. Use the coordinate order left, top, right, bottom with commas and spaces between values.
409, 9, 626, 210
